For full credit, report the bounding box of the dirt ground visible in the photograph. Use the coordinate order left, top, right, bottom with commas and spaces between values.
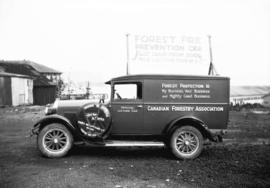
0, 106, 270, 188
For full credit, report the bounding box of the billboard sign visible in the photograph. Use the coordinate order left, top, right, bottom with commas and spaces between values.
128, 34, 210, 75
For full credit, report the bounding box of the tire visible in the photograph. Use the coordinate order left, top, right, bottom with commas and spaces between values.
77, 104, 111, 139
37, 123, 73, 158
170, 126, 203, 159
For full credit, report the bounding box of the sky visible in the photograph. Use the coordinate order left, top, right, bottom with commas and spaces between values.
0, 0, 270, 86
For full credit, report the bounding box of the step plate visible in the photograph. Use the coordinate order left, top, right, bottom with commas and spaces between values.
104, 141, 165, 147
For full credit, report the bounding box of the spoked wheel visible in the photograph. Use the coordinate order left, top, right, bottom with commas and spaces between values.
37, 123, 73, 158
170, 126, 203, 159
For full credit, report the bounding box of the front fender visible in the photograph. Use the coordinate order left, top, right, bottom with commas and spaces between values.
31, 114, 76, 136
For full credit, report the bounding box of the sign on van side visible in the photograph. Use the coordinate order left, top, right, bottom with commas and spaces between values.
147, 105, 224, 112
161, 82, 211, 100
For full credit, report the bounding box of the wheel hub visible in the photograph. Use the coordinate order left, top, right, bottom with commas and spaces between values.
176, 131, 199, 154
184, 140, 190, 146
43, 129, 68, 152
53, 138, 59, 144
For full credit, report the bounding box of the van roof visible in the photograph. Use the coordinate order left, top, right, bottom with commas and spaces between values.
105, 74, 229, 84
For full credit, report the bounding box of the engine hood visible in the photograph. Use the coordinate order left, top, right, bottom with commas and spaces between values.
56, 99, 109, 115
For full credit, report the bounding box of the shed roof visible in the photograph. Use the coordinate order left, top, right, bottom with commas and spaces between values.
0, 60, 61, 74
24, 60, 61, 74
0, 72, 33, 79
0, 61, 56, 86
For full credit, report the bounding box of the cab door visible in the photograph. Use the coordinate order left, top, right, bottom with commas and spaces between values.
110, 81, 144, 134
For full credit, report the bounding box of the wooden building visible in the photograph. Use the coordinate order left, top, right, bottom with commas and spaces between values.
0, 60, 61, 105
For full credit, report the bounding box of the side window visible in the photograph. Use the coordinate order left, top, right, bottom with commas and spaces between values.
113, 82, 142, 100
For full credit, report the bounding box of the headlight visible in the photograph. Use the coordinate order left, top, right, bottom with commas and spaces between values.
52, 98, 59, 109
44, 106, 49, 114
45, 106, 56, 115
45, 99, 59, 115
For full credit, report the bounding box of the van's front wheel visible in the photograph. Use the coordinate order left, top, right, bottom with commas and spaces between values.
170, 126, 203, 159
37, 123, 73, 158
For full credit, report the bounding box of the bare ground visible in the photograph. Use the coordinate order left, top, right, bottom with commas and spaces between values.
0, 107, 270, 188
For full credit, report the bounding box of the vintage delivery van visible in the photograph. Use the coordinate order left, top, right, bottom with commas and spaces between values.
31, 74, 230, 159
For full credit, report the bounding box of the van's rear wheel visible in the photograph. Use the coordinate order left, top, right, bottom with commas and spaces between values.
37, 123, 73, 158
170, 126, 203, 159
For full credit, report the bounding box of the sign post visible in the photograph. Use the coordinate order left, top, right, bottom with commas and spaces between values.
126, 33, 130, 75
207, 35, 218, 75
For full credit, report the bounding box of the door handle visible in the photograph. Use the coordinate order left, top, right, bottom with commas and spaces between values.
137, 105, 143, 108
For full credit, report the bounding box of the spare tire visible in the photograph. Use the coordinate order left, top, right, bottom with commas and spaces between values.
77, 103, 111, 139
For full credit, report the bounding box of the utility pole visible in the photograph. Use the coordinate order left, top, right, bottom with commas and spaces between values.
126, 33, 130, 75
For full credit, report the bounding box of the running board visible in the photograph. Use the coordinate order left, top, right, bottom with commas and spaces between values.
104, 141, 165, 147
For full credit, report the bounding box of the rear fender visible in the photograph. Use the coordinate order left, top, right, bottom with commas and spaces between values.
164, 116, 217, 142
31, 114, 77, 136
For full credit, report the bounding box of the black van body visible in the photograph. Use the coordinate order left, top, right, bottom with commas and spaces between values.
32, 74, 230, 159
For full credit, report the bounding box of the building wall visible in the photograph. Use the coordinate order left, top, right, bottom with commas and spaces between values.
230, 95, 263, 105
27, 79, 34, 104
263, 95, 270, 107
11, 77, 33, 106
33, 86, 56, 105
0, 77, 12, 105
